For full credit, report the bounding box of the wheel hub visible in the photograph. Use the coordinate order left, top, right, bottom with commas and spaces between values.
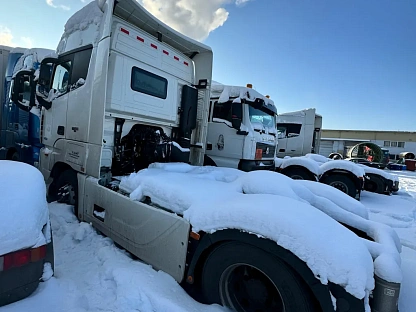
329, 181, 348, 194
57, 183, 76, 205
220, 264, 285, 312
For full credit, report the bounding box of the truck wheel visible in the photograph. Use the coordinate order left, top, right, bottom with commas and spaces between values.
321, 174, 357, 199
201, 242, 317, 312
364, 176, 385, 194
282, 167, 314, 181
55, 170, 79, 218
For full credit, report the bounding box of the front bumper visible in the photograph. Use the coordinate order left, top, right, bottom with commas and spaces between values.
238, 159, 275, 172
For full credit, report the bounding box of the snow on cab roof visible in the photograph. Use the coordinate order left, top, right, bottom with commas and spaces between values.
211, 82, 276, 112
120, 163, 402, 307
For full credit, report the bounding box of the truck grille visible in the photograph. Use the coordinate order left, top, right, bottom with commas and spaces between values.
256, 142, 276, 158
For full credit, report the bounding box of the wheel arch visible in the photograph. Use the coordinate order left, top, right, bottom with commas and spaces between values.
203, 155, 217, 167
319, 169, 362, 189
281, 165, 317, 181
185, 229, 363, 311
50, 161, 74, 179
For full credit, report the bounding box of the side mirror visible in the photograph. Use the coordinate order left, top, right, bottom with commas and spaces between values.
231, 102, 242, 130
11, 70, 35, 112
38, 57, 57, 93
179, 85, 198, 146
231, 118, 242, 130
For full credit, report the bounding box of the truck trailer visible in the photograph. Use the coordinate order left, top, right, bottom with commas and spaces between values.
10, 1, 402, 311
0, 46, 53, 164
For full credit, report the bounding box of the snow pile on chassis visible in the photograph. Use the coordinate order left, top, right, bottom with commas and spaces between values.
118, 163, 401, 312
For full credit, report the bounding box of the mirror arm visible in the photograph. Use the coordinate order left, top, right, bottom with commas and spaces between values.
36, 94, 52, 110
15, 101, 31, 112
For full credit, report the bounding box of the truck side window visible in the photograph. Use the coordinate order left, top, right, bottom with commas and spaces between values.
131, 67, 168, 99
51, 61, 72, 94
277, 123, 302, 138
213, 101, 232, 122
70, 47, 93, 85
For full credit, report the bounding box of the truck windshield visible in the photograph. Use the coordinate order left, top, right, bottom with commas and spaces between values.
249, 106, 275, 128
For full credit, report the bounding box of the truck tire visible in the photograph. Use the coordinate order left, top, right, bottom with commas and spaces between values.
364, 176, 385, 194
282, 167, 315, 181
201, 242, 317, 312
54, 169, 79, 218
321, 174, 357, 199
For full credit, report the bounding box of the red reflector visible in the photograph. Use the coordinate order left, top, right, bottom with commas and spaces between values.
31, 245, 47, 262
120, 28, 129, 35
13, 250, 31, 268
137, 36, 144, 42
163, 50, 169, 55
255, 148, 263, 160
174, 56, 179, 61
151, 43, 157, 49
184, 61, 189, 66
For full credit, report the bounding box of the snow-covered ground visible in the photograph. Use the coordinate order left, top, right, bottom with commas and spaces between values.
1, 170, 416, 312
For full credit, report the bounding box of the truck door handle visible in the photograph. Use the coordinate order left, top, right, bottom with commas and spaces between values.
57, 126, 65, 135
72, 127, 79, 132
279, 149, 285, 152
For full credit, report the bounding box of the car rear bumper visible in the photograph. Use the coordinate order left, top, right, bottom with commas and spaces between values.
0, 260, 43, 307
0, 239, 54, 307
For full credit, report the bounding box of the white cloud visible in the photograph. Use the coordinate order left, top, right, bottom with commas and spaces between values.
137, 0, 249, 41
46, 0, 70, 10
235, 0, 251, 6
0, 26, 13, 46
0, 26, 34, 49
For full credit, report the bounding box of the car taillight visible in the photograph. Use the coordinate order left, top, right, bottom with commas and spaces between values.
0, 245, 47, 272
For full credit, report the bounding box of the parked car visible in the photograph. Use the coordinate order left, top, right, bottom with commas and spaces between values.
0, 161, 54, 307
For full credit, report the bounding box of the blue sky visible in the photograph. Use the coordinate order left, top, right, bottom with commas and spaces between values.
1, 0, 415, 131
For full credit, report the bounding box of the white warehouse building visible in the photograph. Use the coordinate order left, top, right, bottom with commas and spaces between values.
319, 129, 416, 160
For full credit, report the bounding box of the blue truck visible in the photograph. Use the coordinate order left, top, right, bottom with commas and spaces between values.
0, 46, 52, 165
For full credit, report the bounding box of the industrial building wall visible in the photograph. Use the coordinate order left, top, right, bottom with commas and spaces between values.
320, 129, 416, 160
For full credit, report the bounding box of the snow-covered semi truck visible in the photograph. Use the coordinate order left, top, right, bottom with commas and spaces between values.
276, 108, 322, 157
0, 46, 52, 165
11, 1, 401, 311
275, 109, 364, 199
205, 83, 277, 171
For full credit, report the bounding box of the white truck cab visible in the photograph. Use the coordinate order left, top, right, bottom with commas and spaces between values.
277, 108, 322, 157
205, 83, 277, 171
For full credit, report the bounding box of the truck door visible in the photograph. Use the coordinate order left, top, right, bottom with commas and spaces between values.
277, 124, 288, 157
66, 46, 93, 143
43, 58, 72, 146
206, 101, 244, 168
277, 123, 302, 157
